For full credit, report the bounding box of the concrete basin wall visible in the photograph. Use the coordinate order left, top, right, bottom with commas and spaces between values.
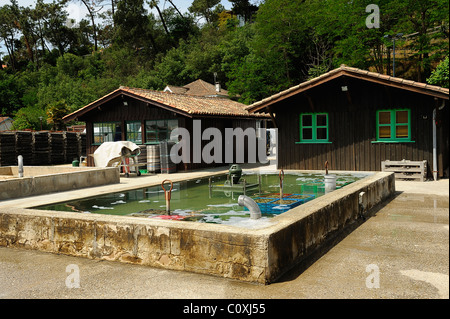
265, 171, 395, 283
0, 172, 395, 284
0, 167, 120, 200
0, 208, 269, 283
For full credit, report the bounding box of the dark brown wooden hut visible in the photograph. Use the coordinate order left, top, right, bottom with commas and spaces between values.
246, 65, 449, 179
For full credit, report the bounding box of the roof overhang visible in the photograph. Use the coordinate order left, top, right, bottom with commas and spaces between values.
63, 89, 193, 122
63, 88, 269, 122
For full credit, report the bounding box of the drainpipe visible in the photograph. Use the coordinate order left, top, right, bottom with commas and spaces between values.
238, 195, 261, 220
432, 100, 446, 181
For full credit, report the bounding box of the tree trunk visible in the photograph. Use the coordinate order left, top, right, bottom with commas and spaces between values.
151, 1, 170, 37
2, 36, 16, 71
81, 0, 98, 51
111, 0, 115, 27
167, 0, 183, 18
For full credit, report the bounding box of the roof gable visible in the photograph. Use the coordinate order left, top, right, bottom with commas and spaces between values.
182, 79, 229, 97
0, 117, 13, 123
247, 65, 449, 113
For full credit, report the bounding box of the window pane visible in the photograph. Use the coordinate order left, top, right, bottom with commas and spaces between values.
378, 112, 391, 125
157, 120, 166, 130
146, 121, 157, 131
379, 126, 391, 138
130, 132, 142, 143
396, 110, 408, 124
396, 125, 409, 138
167, 120, 178, 131
167, 120, 178, 142
316, 114, 327, 126
302, 128, 312, 140
316, 127, 327, 140
126, 122, 141, 143
159, 129, 168, 141
146, 131, 157, 143
113, 123, 122, 141
302, 114, 312, 127
94, 122, 121, 143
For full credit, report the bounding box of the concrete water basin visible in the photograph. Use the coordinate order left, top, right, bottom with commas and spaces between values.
0, 168, 395, 284
0, 166, 119, 200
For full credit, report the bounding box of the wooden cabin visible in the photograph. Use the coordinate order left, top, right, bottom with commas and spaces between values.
0, 117, 13, 131
63, 86, 268, 170
246, 65, 449, 179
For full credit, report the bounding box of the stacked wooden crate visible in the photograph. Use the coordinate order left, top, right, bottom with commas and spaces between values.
64, 132, 80, 163
159, 141, 176, 174
15, 131, 33, 165
32, 131, 50, 165
49, 132, 65, 164
137, 145, 148, 173
147, 144, 160, 173
0, 132, 87, 166
381, 160, 427, 182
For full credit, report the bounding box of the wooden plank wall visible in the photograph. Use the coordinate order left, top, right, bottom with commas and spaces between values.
275, 76, 445, 177
82, 96, 259, 170
84, 98, 178, 166
175, 118, 258, 171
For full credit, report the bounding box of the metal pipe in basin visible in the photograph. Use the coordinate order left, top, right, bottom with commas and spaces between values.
238, 195, 261, 220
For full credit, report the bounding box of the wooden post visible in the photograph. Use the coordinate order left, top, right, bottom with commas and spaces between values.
208, 177, 212, 198
258, 174, 262, 195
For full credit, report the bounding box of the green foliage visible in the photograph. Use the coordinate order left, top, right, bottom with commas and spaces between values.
113, 0, 150, 50
1, 0, 449, 130
11, 105, 48, 131
127, 68, 165, 90
0, 71, 23, 115
188, 0, 221, 24
56, 53, 86, 78
46, 100, 69, 131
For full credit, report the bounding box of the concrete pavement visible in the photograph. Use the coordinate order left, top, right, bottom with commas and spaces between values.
0, 177, 448, 299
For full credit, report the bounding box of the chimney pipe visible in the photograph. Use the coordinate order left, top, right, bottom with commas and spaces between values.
214, 72, 220, 92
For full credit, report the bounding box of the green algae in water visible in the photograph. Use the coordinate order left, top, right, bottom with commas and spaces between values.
34, 171, 371, 225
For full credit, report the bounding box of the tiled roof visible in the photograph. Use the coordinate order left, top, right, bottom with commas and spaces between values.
121, 86, 258, 116
164, 85, 189, 94
63, 86, 267, 121
247, 65, 449, 112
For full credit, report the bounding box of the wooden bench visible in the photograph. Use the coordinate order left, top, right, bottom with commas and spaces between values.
381, 160, 427, 182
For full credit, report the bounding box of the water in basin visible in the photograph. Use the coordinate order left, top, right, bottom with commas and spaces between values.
35, 171, 370, 227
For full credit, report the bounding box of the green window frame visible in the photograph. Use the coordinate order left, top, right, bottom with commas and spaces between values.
376, 109, 412, 142
126, 121, 142, 144
298, 113, 330, 143
145, 119, 178, 144
93, 122, 121, 145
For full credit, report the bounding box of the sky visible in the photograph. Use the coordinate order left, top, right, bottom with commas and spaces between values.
0, 0, 233, 24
